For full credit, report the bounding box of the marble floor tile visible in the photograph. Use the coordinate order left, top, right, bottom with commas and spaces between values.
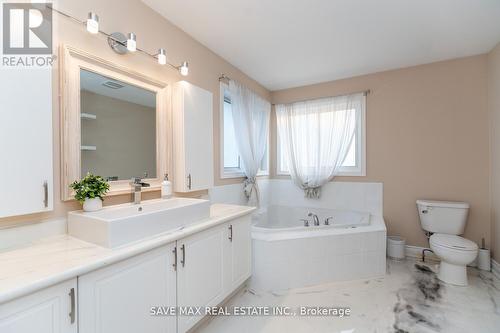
195, 259, 500, 333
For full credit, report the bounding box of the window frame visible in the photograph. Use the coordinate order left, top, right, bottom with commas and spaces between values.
219, 83, 269, 179
276, 95, 366, 177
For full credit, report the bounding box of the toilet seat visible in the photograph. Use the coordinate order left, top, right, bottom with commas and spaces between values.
430, 234, 478, 252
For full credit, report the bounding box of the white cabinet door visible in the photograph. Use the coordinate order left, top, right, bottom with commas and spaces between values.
172, 81, 213, 192
78, 244, 177, 333
0, 279, 77, 333
0, 67, 53, 218
226, 216, 252, 290
177, 225, 225, 333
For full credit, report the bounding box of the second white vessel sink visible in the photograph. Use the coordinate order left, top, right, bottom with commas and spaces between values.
68, 198, 210, 248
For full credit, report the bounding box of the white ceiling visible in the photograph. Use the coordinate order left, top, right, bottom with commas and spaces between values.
142, 0, 500, 91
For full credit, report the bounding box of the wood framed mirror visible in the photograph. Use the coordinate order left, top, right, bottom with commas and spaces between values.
59, 44, 170, 201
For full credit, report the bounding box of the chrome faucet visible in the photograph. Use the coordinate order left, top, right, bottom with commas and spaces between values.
308, 212, 320, 226
325, 217, 333, 225
131, 177, 150, 204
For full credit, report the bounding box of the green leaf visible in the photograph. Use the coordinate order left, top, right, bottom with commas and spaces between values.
69, 172, 110, 203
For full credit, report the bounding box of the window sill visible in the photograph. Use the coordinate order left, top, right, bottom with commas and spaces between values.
221, 171, 246, 179
336, 171, 366, 177
222, 170, 270, 179
257, 170, 269, 177
337, 166, 366, 177
276, 170, 366, 177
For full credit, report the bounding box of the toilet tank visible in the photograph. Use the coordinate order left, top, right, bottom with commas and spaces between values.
416, 200, 469, 235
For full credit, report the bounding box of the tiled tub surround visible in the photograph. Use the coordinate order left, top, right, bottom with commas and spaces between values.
209, 180, 384, 216
0, 204, 254, 304
210, 180, 386, 291
252, 211, 386, 291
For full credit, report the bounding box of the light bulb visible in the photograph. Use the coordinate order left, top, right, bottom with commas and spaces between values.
127, 33, 136, 52
180, 61, 189, 76
86, 12, 99, 34
157, 48, 167, 65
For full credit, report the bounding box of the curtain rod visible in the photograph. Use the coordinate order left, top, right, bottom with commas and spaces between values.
271, 89, 370, 105
219, 74, 231, 82
219, 74, 370, 103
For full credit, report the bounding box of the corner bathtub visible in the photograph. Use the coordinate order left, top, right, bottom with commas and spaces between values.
251, 205, 387, 291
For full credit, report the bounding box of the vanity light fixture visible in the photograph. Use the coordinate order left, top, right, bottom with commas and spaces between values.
86, 12, 99, 34
126, 33, 137, 52
107, 32, 128, 55
48, 6, 189, 75
179, 61, 189, 76
157, 48, 167, 65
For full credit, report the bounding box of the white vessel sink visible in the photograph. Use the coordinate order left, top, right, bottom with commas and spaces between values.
68, 198, 211, 248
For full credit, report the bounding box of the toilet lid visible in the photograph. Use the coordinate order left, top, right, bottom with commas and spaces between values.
416, 200, 469, 209
430, 234, 478, 251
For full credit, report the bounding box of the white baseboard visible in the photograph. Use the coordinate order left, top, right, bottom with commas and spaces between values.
404, 245, 439, 262
492, 260, 500, 280
404, 245, 500, 275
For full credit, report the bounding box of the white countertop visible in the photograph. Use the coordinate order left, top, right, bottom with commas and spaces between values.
0, 204, 255, 304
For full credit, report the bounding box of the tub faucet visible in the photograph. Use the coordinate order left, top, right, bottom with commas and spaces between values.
325, 217, 333, 225
131, 177, 150, 204
308, 212, 320, 226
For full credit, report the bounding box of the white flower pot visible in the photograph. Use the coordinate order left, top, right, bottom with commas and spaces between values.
83, 197, 102, 212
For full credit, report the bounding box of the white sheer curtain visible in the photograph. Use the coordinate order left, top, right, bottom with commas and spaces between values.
276, 93, 363, 198
229, 80, 271, 205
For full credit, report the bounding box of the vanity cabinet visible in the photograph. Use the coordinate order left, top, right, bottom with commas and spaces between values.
0, 212, 251, 333
225, 216, 252, 291
77, 215, 250, 333
172, 81, 213, 192
78, 244, 177, 333
0, 68, 53, 218
0, 278, 77, 333
177, 215, 251, 333
177, 224, 226, 332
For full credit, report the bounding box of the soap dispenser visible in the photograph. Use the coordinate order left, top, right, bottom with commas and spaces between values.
161, 174, 172, 199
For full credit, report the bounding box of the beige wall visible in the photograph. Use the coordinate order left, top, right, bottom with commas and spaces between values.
81, 90, 156, 180
489, 43, 500, 260
272, 55, 490, 248
0, 0, 270, 228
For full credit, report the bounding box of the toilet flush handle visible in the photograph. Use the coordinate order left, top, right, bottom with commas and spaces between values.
421, 206, 433, 214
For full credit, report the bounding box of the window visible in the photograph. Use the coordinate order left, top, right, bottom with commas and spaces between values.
220, 84, 269, 178
223, 96, 241, 170
277, 95, 366, 176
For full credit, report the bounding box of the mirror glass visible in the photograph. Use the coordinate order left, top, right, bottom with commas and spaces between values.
80, 69, 157, 181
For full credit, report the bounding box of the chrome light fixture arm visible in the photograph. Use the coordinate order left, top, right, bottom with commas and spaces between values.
48, 5, 188, 75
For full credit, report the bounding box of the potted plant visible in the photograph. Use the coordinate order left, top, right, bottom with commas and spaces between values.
70, 173, 110, 212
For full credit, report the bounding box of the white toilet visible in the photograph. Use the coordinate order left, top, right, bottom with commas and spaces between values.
416, 200, 478, 286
